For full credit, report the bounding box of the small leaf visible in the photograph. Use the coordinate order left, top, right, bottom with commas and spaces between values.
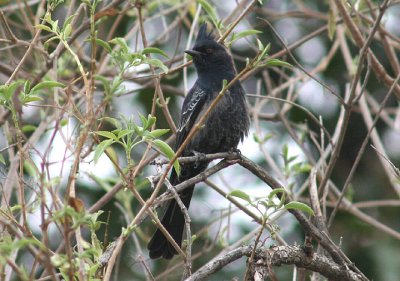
153, 139, 180, 176
94, 131, 117, 140
23, 80, 31, 95
63, 13, 76, 30
282, 144, 288, 159
256, 39, 264, 51
31, 81, 64, 92
287, 155, 298, 163
63, 23, 72, 38
268, 188, 286, 200
22, 125, 36, 133
102, 116, 121, 128
284, 201, 315, 216
51, 19, 59, 32
22, 96, 42, 103
222, 79, 228, 88
44, 36, 60, 46
95, 38, 112, 53
35, 24, 52, 32
1, 81, 21, 101
60, 119, 68, 126
231, 29, 262, 44
117, 129, 134, 139
94, 75, 111, 96
198, 0, 220, 30
146, 58, 168, 73
109, 37, 129, 52
142, 47, 169, 58
94, 139, 113, 164
0, 154, 5, 165
264, 59, 292, 68
328, 8, 336, 40
146, 114, 156, 130
228, 190, 251, 203
138, 113, 148, 128
258, 43, 271, 61
149, 129, 169, 138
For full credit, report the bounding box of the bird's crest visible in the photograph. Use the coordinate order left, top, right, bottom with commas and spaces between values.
196, 23, 215, 43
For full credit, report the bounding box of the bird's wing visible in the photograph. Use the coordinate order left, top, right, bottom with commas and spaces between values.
175, 85, 208, 151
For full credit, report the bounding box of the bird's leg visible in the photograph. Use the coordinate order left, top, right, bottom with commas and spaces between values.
226, 147, 241, 163
192, 150, 207, 168
229, 147, 242, 155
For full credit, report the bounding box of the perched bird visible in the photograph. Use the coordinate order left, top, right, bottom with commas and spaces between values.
147, 23, 249, 259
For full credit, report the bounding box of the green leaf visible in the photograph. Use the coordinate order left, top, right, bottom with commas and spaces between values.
94, 139, 113, 164
22, 96, 42, 103
44, 36, 60, 46
63, 23, 72, 38
146, 114, 156, 130
0, 154, 5, 165
256, 39, 264, 51
284, 201, 315, 216
293, 163, 312, 173
117, 129, 134, 139
231, 30, 262, 44
146, 58, 168, 73
153, 139, 180, 176
23, 161, 37, 177
23, 80, 31, 95
94, 131, 117, 141
51, 19, 59, 32
288, 155, 298, 163
222, 79, 228, 88
22, 125, 37, 133
60, 119, 68, 126
198, 0, 220, 29
95, 38, 112, 53
268, 188, 286, 200
0, 81, 22, 101
138, 113, 148, 129
94, 75, 111, 96
282, 144, 288, 159
63, 14, 76, 30
109, 37, 129, 52
99, 116, 121, 128
142, 47, 169, 58
264, 59, 292, 68
257, 42, 271, 62
35, 24, 52, 32
228, 190, 251, 203
328, 8, 336, 40
31, 81, 64, 93
268, 188, 286, 208
149, 129, 169, 138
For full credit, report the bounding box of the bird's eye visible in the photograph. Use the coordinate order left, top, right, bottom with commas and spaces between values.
206, 48, 213, 54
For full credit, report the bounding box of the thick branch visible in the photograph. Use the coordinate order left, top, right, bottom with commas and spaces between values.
185, 245, 365, 281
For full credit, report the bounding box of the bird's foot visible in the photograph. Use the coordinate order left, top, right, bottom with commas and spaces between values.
192, 150, 207, 168
229, 147, 242, 155
225, 147, 241, 161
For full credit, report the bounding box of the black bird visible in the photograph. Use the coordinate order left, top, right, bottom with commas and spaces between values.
147, 23, 249, 259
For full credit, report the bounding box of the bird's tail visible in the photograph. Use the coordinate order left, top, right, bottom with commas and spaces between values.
147, 162, 208, 259
147, 184, 194, 259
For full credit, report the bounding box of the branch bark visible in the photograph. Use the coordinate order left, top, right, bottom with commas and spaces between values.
185, 245, 365, 281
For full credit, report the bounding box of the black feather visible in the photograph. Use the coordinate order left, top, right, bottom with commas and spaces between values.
196, 23, 215, 42
148, 23, 249, 259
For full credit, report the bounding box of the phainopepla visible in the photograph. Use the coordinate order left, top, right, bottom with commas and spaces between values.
147, 23, 249, 259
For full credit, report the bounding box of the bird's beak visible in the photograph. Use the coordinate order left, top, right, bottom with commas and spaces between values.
185, 50, 202, 57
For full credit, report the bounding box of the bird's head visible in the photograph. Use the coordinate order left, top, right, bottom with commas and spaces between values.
185, 24, 236, 78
